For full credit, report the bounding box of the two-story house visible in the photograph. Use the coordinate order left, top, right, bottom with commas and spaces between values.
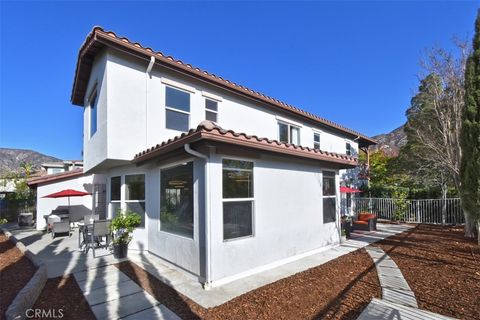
71, 27, 376, 288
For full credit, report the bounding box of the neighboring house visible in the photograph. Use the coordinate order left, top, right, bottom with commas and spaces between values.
28, 169, 106, 230
70, 27, 376, 288
41, 160, 83, 175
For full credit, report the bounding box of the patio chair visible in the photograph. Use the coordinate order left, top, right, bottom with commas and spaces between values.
51, 220, 71, 239
84, 219, 111, 258
352, 212, 377, 231
83, 214, 99, 224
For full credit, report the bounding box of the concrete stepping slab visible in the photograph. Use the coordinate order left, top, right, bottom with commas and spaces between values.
75, 270, 131, 293
357, 298, 455, 320
90, 291, 159, 319
382, 287, 418, 308
120, 304, 181, 320
85, 280, 143, 306
74, 265, 119, 282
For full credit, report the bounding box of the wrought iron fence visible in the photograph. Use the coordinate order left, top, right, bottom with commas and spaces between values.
352, 197, 464, 225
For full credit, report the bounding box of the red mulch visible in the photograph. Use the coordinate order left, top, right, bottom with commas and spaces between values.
32, 275, 95, 320
0, 233, 37, 320
117, 248, 380, 320
374, 224, 480, 320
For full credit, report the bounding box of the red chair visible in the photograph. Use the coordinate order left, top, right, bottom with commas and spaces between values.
352, 212, 377, 231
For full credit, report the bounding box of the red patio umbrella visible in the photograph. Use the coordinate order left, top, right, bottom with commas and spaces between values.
340, 186, 362, 193
42, 189, 91, 207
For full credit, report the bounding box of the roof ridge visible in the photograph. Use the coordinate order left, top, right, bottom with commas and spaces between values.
74, 27, 375, 144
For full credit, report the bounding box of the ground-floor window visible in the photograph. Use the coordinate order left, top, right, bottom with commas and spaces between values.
323, 171, 336, 223
222, 159, 254, 240
160, 162, 194, 238
109, 174, 146, 228
125, 174, 146, 228
110, 176, 121, 216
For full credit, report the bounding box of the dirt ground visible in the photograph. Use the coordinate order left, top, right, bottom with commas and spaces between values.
374, 224, 480, 320
0, 233, 36, 320
117, 248, 380, 320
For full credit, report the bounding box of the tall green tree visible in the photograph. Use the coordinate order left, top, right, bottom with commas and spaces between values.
460, 12, 480, 243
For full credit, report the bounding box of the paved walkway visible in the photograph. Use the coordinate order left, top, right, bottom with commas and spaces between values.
73, 264, 180, 320
4, 223, 414, 309
128, 223, 414, 308
365, 247, 417, 308
357, 298, 456, 320
359, 247, 456, 320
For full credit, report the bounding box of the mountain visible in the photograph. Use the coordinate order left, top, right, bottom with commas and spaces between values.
0, 148, 61, 176
371, 125, 407, 157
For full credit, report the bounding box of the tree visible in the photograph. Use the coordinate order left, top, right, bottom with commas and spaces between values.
401, 40, 473, 235
460, 12, 480, 243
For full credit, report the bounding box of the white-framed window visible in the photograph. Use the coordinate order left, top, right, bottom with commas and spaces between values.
346, 142, 352, 156
322, 171, 336, 223
313, 132, 321, 150
278, 122, 300, 145
125, 174, 146, 228
89, 89, 98, 138
205, 99, 218, 122
160, 162, 194, 238
165, 86, 190, 131
222, 159, 254, 241
110, 176, 121, 217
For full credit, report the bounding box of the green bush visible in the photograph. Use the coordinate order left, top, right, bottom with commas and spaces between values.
110, 209, 141, 245
0, 218, 8, 225
392, 188, 409, 221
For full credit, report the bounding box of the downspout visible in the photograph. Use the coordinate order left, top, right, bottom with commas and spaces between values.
184, 143, 212, 289
145, 56, 155, 148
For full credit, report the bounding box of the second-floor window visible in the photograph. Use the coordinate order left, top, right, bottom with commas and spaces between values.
278, 122, 300, 145
314, 133, 321, 150
165, 86, 190, 131
205, 99, 218, 122
89, 91, 98, 138
346, 142, 352, 156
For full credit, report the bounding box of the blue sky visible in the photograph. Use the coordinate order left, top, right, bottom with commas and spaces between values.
0, 1, 477, 160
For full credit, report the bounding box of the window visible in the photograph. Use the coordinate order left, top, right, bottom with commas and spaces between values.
322, 171, 336, 223
278, 122, 300, 145
160, 162, 193, 238
205, 99, 218, 122
314, 133, 321, 150
165, 86, 190, 131
125, 174, 146, 228
110, 176, 121, 216
89, 91, 98, 138
346, 143, 352, 156
222, 159, 254, 240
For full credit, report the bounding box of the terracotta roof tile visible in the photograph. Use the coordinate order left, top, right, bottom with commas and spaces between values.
133, 121, 358, 167
27, 169, 83, 187
71, 27, 375, 146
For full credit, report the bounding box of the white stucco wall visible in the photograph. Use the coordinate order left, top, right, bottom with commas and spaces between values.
102, 153, 343, 285
104, 158, 203, 276
207, 153, 341, 284
83, 50, 108, 172
35, 174, 106, 230
82, 49, 359, 173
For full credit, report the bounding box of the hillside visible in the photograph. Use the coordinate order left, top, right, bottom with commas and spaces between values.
0, 148, 61, 176
371, 125, 407, 156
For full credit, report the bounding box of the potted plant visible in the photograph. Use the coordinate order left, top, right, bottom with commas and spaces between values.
341, 215, 352, 238
340, 229, 347, 243
110, 209, 141, 259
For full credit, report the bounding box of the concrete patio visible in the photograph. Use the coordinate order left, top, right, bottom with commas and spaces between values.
4, 222, 414, 309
